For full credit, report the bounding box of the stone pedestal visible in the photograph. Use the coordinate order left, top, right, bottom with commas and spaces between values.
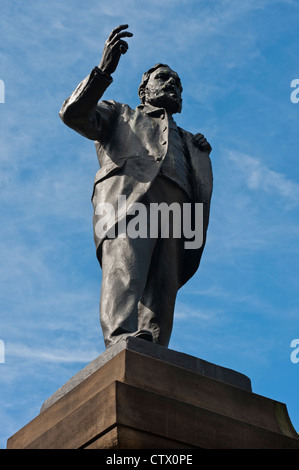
7, 338, 299, 449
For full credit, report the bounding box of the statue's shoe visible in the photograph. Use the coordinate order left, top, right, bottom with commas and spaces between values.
132, 330, 153, 342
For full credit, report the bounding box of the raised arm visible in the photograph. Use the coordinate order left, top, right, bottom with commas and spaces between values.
59, 25, 133, 141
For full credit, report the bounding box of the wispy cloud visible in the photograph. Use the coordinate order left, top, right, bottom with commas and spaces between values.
228, 150, 299, 206
174, 300, 226, 326
6, 343, 100, 365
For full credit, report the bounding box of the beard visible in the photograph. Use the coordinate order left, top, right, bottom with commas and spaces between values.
144, 88, 182, 114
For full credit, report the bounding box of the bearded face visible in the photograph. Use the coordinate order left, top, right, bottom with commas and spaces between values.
143, 66, 183, 114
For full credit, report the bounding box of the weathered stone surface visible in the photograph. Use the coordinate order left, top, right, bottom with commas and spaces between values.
7, 339, 299, 449
40, 336, 251, 413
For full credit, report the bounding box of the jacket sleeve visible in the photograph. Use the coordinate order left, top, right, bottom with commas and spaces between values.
59, 67, 116, 141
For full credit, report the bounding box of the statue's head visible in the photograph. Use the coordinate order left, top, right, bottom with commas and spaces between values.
138, 64, 183, 114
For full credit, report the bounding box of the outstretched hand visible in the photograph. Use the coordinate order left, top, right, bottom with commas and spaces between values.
98, 24, 133, 76
192, 133, 212, 153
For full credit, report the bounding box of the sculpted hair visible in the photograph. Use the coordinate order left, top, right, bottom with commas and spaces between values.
138, 63, 183, 104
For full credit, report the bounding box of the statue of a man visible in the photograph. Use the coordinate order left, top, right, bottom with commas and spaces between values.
60, 25, 213, 349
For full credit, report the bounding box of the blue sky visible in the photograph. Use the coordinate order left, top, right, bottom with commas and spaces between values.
1, 0, 299, 448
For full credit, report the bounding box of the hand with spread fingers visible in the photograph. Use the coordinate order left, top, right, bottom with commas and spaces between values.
192, 133, 212, 153
98, 24, 133, 76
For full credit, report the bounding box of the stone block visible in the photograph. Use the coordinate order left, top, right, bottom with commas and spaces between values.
7, 338, 299, 449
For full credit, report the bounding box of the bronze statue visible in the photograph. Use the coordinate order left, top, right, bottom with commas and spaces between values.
60, 25, 213, 348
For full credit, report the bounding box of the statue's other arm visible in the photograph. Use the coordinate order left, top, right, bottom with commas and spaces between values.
59, 25, 133, 141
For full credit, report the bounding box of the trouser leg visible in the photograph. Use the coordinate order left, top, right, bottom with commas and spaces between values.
137, 178, 187, 346
99, 176, 189, 348
100, 233, 156, 348
137, 234, 184, 346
